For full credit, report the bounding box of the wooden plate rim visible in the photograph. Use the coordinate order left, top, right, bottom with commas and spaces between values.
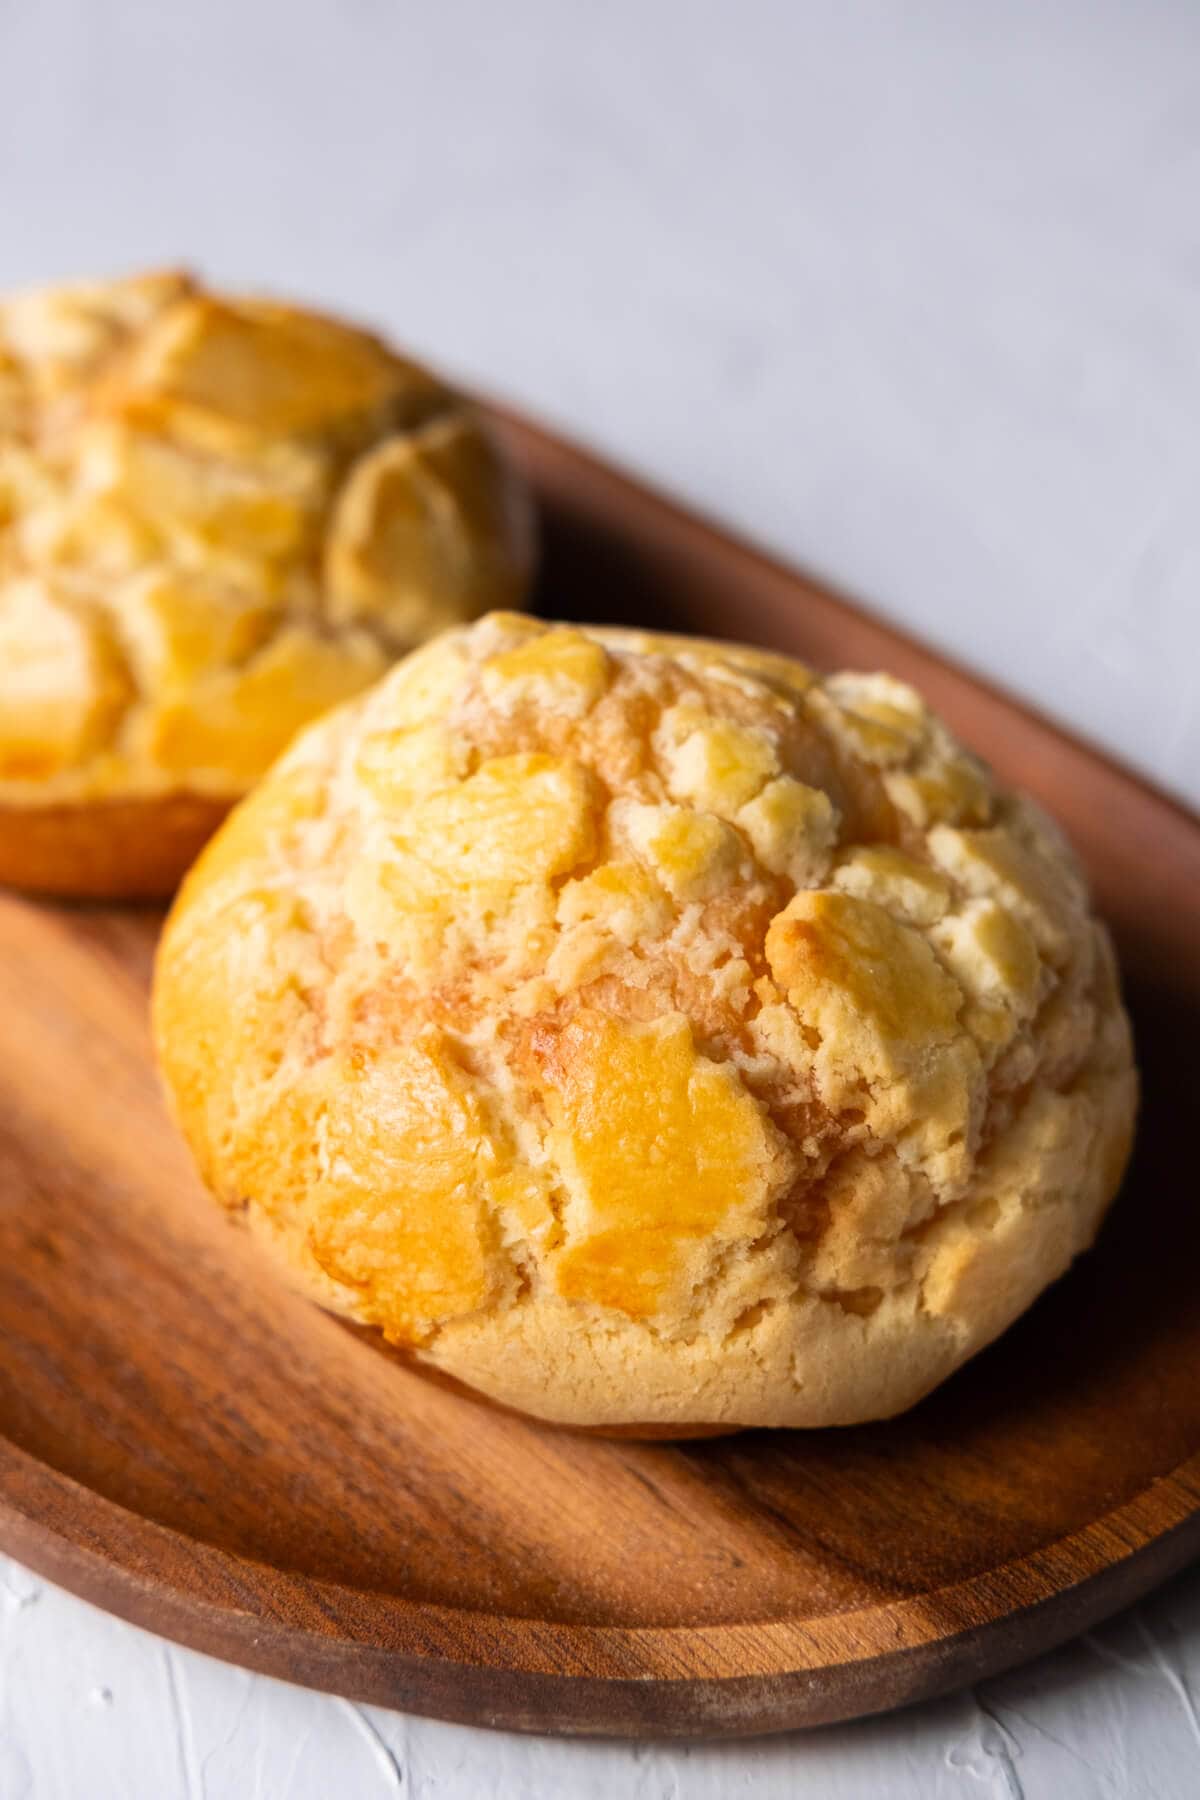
4, 1431, 1200, 1661
3, 1432, 1200, 1734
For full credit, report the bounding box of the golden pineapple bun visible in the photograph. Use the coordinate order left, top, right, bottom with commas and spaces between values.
0, 270, 534, 896
153, 613, 1136, 1433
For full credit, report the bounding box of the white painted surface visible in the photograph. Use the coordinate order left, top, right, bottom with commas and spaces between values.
1, 0, 1198, 1793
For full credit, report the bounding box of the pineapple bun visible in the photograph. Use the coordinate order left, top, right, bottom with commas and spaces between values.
0, 270, 533, 896
153, 613, 1136, 1432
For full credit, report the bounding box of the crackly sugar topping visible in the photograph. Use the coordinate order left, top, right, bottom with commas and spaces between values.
0, 271, 532, 805
154, 614, 1136, 1428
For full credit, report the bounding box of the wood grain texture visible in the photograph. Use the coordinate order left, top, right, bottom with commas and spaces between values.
0, 408, 1197, 1739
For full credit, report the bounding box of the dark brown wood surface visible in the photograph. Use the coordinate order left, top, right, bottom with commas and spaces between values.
0, 409, 1197, 1738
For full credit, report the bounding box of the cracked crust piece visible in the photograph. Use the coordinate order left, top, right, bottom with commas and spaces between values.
153, 614, 1138, 1432
0, 270, 534, 896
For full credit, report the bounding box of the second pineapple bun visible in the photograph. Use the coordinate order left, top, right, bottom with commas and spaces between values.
0, 270, 533, 894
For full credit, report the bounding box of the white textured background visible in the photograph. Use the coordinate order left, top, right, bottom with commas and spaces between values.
2, 0, 1199, 1794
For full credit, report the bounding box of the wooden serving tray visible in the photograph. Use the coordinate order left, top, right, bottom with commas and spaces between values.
1, 409, 1198, 1740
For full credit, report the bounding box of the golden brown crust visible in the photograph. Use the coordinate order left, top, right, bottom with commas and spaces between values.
0, 793, 231, 899
153, 615, 1138, 1432
0, 269, 534, 895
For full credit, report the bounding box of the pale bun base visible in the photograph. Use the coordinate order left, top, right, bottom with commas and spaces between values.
338, 1320, 738, 1441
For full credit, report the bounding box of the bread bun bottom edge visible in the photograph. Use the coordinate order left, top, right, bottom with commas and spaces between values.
0, 793, 232, 901
336, 1319, 740, 1440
